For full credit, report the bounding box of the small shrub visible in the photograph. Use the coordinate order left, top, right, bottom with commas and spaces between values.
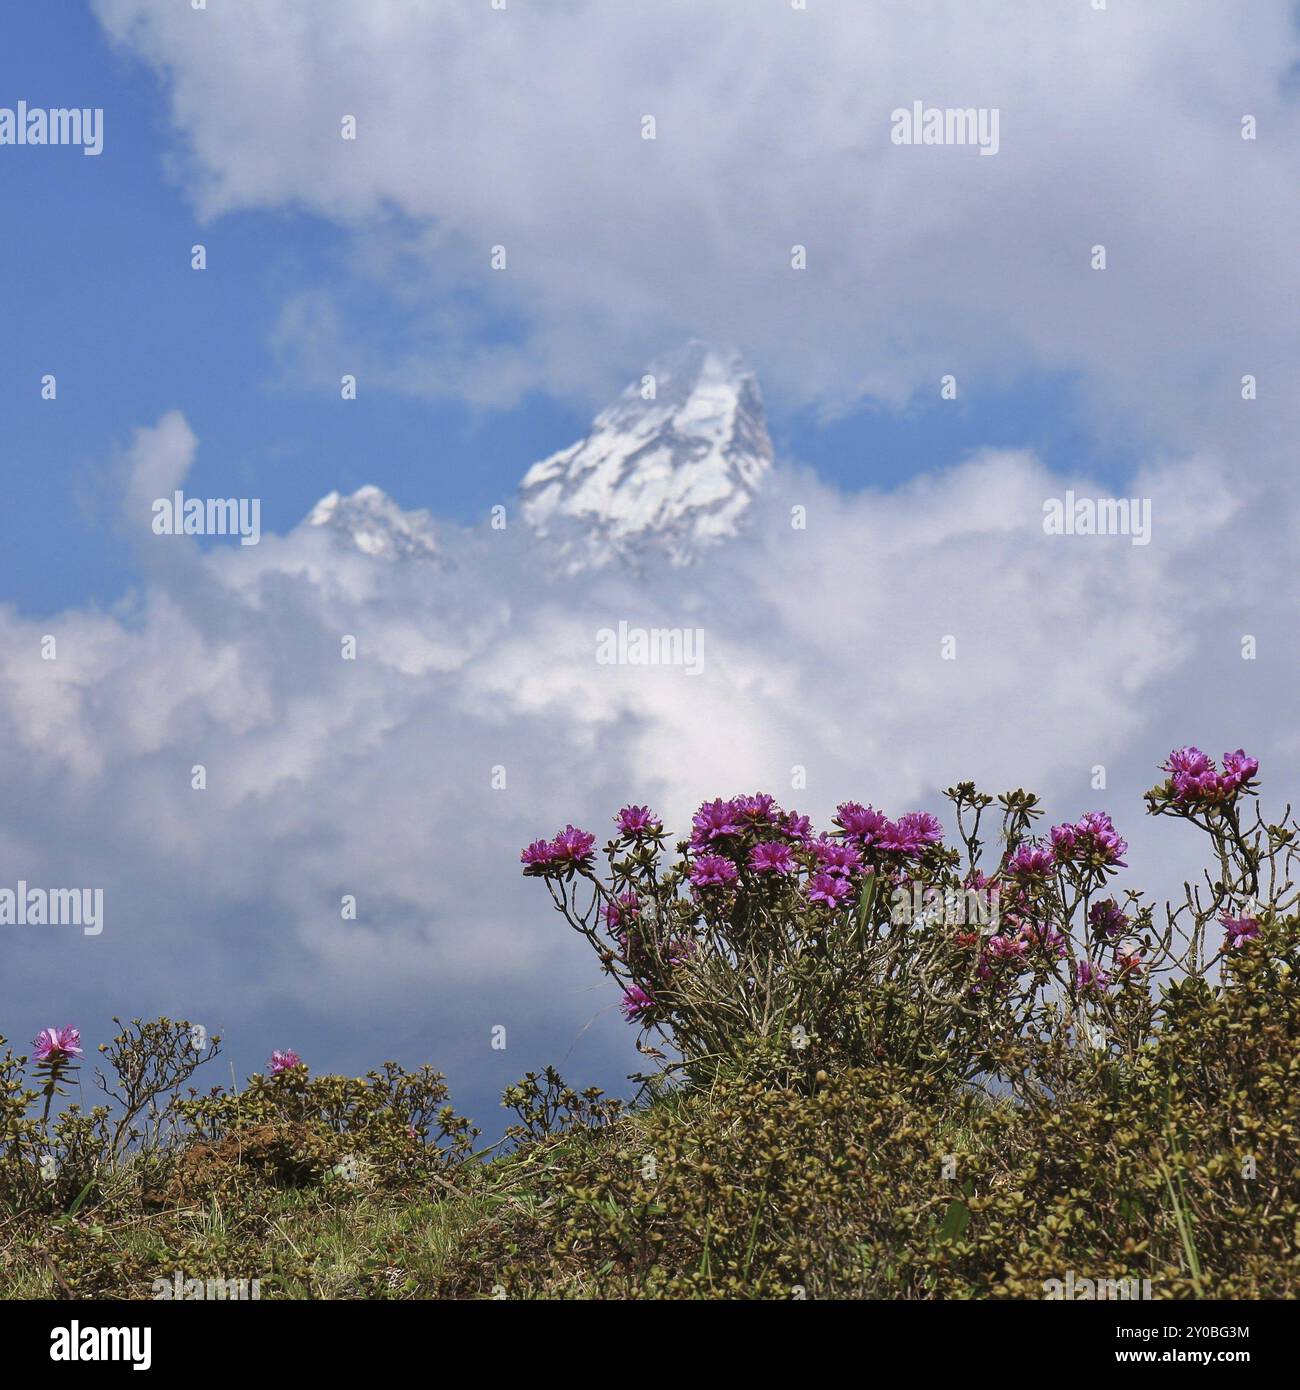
501, 1067, 624, 1144
175, 1061, 479, 1189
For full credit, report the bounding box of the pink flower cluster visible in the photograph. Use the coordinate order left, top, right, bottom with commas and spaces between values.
1163, 747, 1259, 805
690, 854, 739, 887
521, 794, 952, 1029
970, 919, 1066, 990
520, 824, 598, 873
1050, 811, 1128, 867
1088, 898, 1129, 937
834, 804, 944, 856
748, 841, 796, 875
268, 1049, 303, 1075
808, 872, 852, 907
616, 805, 662, 836
1006, 845, 1056, 880
1005, 811, 1129, 882
677, 794, 943, 911
1074, 960, 1111, 994
602, 891, 640, 928
814, 837, 864, 877
522, 747, 1272, 1039
689, 795, 809, 848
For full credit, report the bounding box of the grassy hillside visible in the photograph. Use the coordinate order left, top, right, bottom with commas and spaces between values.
4, 986, 1299, 1301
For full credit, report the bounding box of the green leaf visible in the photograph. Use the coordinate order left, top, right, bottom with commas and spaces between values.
66, 1179, 95, 1217
939, 1197, 971, 1243
854, 874, 879, 941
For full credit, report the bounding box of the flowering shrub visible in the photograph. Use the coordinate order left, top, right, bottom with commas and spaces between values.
459, 924, 1300, 1299
0, 1019, 476, 1218
0, 1016, 223, 1214
172, 1060, 478, 1196
0, 1022, 481, 1298
522, 748, 1297, 1095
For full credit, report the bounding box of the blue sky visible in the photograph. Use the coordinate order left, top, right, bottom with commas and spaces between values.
2, 6, 592, 614
1, 0, 1296, 1133
0, 2, 1157, 620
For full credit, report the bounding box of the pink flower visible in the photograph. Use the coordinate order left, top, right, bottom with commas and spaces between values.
813, 836, 863, 877
1051, 813, 1127, 867
615, 805, 661, 836
690, 854, 739, 887
1221, 750, 1259, 793
878, 812, 944, 856
620, 985, 653, 1022
808, 871, 852, 907
735, 793, 779, 824
748, 841, 796, 875
551, 825, 597, 864
1075, 811, 1128, 866
1049, 823, 1077, 856
780, 811, 812, 842
268, 1049, 303, 1075
1220, 913, 1259, 950
602, 892, 640, 928
31, 1027, 83, 1065
522, 825, 597, 873
1089, 898, 1129, 937
1024, 923, 1067, 957
520, 838, 557, 870
835, 802, 890, 844
690, 798, 743, 847
1162, 747, 1258, 805
986, 934, 1029, 961
1164, 745, 1212, 787
1006, 845, 1055, 880
1074, 960, 1110, 993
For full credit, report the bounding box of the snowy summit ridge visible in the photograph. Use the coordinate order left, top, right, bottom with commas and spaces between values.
305, 484, 439, 560
298, 342, 771, 573
519, 341, 773, 571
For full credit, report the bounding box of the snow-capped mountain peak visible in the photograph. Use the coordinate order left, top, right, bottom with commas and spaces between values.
305, 485, 439, 560
520, 341, 773, 571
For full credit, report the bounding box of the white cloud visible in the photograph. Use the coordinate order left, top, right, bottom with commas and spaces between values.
92, 0, 1300, 446
2, 409, 1296, 1113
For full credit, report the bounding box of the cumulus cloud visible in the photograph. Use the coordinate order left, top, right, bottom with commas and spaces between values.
2, 404, 1296, 1119
92, 0, 1300, 448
